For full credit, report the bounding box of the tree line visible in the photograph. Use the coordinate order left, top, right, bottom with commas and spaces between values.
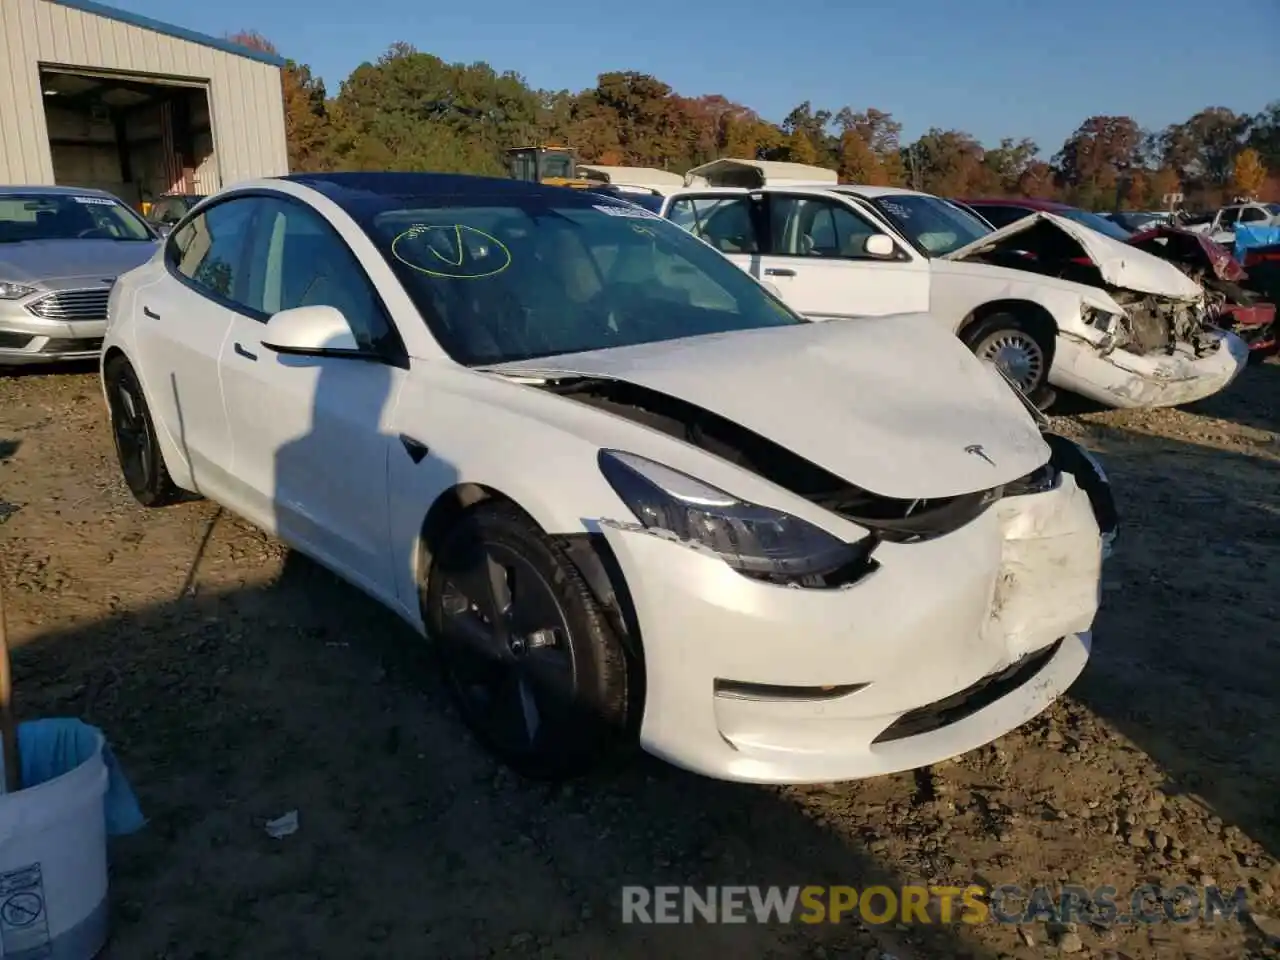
232, 31, 1280, 212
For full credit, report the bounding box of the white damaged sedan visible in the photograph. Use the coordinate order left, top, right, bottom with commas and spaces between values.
101, 172, 1115, 784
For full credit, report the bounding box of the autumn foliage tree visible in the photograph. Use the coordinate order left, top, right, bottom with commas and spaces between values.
1052, 115, 1143, 209
230, 29, 1277, 213
836, 130, 885, 185
227, 31, 332, 172
1147, 167, 1182, 209
1230, 148, 1267, 199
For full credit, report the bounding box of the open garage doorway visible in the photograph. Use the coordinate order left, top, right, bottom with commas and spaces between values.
37, 67, 219, 215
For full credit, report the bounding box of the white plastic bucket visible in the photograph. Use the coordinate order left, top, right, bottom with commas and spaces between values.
0, 723, 109, 960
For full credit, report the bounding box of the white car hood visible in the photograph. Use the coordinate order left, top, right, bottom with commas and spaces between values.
484, 314, 1050, 500
943, 211, 1204, 301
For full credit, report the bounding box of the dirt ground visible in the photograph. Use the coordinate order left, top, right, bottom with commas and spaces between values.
1, 357, 1278, 960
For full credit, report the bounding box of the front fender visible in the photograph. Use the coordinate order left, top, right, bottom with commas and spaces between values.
929, 263, 1123, 340
383, 363, 853, 629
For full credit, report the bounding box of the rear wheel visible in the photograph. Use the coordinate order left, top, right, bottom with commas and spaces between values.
962, 312, 1054, 405
424, 501, 632, 779
104, 355, 180, 507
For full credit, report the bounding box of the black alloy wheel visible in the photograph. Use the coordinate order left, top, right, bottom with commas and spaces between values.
425, 501, 632, 779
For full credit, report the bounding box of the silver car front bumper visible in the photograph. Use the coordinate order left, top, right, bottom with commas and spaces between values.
0, 290, 109, 366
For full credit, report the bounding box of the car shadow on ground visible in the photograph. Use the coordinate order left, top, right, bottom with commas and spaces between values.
0, 359, 98, 380
1182, 356, 1280, 435
1050, 354, 1279, 434
11, 555, 1003, 960
1064, 411, 1280, 864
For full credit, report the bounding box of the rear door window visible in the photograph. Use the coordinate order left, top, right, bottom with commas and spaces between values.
665, 196, 761, 254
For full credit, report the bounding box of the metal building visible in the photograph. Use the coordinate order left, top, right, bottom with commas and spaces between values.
0, 0, 289, 208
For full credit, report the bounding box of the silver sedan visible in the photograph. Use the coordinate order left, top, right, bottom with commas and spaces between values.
0, 185, 159, 366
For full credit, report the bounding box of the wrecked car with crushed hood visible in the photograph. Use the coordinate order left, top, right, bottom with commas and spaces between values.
658, 184, 1247, 410
102, 172, 1114, 785
1125, 225, 1275, 356
857, 189, 1250, 409
963, 198, 1275, 360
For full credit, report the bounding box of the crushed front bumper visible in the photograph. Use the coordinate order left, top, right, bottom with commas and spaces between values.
597, 472, 1103, 785
1049, 328, 1249, 409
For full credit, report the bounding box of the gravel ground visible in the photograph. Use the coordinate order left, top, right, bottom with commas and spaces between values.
0, 358, 1277, 960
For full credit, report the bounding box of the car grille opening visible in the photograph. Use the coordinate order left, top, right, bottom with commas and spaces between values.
25, 289, 111, 322
41, 337, 103, 354
714, 679, 869, 702
808, 486, 1001, 543
871, 638, 1063, 744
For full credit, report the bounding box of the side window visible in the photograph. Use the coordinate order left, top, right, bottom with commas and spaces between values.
158, 200, 186, 224
666, 197, 760, 254
769, 196, 879, 259
1220, 208, 1241, 227
972, 205, 1029, 229
168, 198, 257, 306
666, 198, 699, 232
1240, 207, 1266, 223
242, 198, 397, 354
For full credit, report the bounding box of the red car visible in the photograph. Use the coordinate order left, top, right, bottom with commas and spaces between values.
960, 198, 1276, 356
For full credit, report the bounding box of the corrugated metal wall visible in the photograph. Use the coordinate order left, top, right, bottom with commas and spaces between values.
0, 0, 288, 186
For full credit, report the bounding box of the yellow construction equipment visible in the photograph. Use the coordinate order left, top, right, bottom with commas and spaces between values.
504, 145, 594, 188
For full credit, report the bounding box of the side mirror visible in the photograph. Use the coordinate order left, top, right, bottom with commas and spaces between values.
863, 234, 897, 258
260, 305, 367, 359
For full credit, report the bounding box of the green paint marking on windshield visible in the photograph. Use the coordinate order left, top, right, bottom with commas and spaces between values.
391, 224, 512, 279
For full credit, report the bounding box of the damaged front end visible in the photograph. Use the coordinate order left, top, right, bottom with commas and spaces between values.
947, 212, 1250, 407
552, 375, 1117, 573
1101, 287, 1221, 357
1127, 226, 1276, 356
549, 384, 1109, 783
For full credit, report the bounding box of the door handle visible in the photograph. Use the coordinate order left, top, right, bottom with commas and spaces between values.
142, 306, 160, 319
764, 267, 796, 277
233, 342, 258, 361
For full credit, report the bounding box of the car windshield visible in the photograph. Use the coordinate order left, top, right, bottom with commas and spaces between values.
1057, 208, 1133, 241
0, 192, 153, 243
870, 194, 991, 256
354, 195, 803, 366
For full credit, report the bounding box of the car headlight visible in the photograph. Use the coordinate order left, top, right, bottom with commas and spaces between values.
598, 450, 877, 584
1082, 306, 1122, 335
0, 282, 36, 300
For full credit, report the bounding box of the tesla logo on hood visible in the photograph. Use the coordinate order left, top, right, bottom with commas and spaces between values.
965, 444, 996, 466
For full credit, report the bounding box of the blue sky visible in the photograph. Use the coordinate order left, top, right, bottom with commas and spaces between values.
109, 0, 1277, 157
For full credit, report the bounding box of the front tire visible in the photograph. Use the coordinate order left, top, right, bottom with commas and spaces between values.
104, 355, 180, 507
424, 501, 633, 780
962, 312, 1054, 406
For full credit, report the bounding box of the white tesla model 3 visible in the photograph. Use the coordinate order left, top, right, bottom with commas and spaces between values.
100, 172, 1116, 784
